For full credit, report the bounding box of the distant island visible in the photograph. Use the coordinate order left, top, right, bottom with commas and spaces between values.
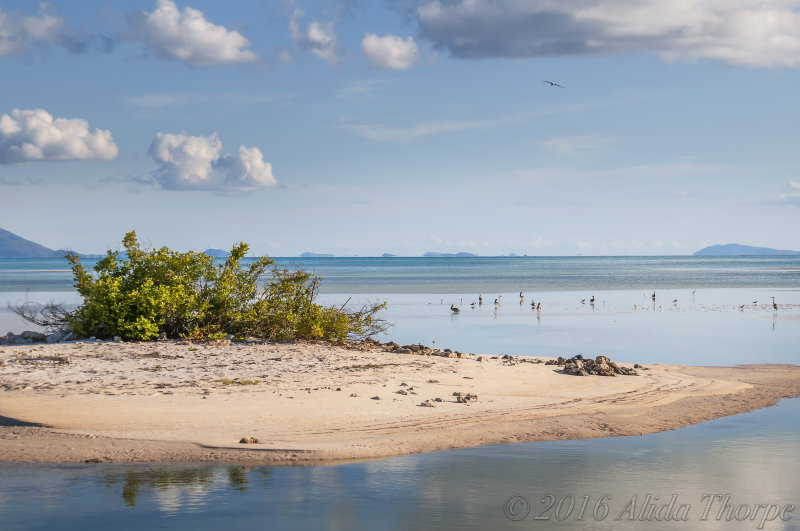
0, 228, 72, 258
382, 253, 397, 257
300, 252, 335, 258
423, 252, 478, 258
203, 249, 230, 258
694, 244, 800, 256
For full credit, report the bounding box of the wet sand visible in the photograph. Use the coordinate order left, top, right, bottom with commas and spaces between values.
1, 340, 799, 465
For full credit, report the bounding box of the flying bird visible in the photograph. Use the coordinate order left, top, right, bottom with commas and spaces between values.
543, 80, 565, 88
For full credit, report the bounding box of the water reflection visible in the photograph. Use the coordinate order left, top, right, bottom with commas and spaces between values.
95, 466, 272, 510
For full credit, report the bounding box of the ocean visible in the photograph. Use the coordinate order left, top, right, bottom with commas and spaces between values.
1, 255, 799, 529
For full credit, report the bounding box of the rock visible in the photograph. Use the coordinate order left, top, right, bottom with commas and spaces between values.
420, 400, 436, 407
371, 396, 381, 400
434, 397, 443, 402
158, 332, 168, 341
394, 348, 412, 354
113, 336, 122, 343
62, 331, 74, 341
454, 392, 478, 404
595, 355, 611, 365
476, 356, 487, 362
396, 390, 408, 395
350, 393, 358, 397
20, 331, 46, 342
46, 330, 65, 343
239, 436, 260, 444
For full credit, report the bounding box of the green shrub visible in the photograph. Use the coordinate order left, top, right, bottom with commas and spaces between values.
58, 231, 387, 342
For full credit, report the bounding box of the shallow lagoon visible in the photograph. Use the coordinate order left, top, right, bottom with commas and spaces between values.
1, 399, 799, 530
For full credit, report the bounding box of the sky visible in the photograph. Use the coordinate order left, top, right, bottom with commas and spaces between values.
1, 0, 799, 257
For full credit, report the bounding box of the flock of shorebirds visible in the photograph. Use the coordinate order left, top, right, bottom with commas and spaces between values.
450, 292, 542, 314
447, 290, 781, 314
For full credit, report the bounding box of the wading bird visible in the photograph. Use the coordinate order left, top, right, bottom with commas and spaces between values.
590, 296, 595, 303
543, 80, 564, 88
772, 297, 778, 312
450, 304, 460, 314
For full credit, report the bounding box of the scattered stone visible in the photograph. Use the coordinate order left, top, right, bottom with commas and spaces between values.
420, 400, 436, 407
371, 395, 381, 400
396, 389, 408, 395
434, 397, 443, 402
394, 348, 412, 354
427, 379, 440, 383
335, 387, 342, 391
455, 392, 478, 404
113, 336, 122, 343
239, 436, 260, 444
476, 356, 487, 362
350, 393, 358, 397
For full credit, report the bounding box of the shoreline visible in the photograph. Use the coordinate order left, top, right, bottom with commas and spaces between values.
1, 340, 799, 466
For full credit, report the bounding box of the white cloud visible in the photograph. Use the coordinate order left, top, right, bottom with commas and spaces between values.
750, 181, 800, 205
0, 108, 118, 163
289, 9, 339, 66
361, 33, 419, 69
0, 4, 63, 58
122, 92, 294, 109
129, 0, 258, 66
417, 0, 800, 67
148, 132, 278, 192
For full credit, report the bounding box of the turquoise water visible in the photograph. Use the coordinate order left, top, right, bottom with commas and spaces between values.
1, 399, 799, 530
2, 255, 800, 293
3, 256, 798, 365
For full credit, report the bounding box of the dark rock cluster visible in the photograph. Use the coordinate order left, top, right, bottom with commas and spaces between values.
545, 355, 639, 376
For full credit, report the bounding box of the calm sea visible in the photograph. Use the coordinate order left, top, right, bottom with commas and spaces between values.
1, 256, 799, 529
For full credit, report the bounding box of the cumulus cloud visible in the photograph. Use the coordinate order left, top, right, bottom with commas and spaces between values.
0, 108, 118, 163
129, 0, 258, 66
0, 4, 63, 57
362, 33, 419, 69
289, 9, 340, 66
416, 0, 800, 67
148, 132, 278, 192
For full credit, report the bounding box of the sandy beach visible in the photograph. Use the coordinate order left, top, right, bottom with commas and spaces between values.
1, 339, 799, 465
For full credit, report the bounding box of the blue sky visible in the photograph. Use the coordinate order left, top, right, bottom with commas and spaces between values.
1, 0, 799, 256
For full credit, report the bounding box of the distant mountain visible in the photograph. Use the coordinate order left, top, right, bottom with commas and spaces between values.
300, 252, 335, 258
694, 244, 800, 256
382, 253, 398, 257
0, 228, 68, 258
423, 251, 478, 258
203, 248, 230, 258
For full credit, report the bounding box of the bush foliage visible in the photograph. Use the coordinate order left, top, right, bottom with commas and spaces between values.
52, 231, 387, 342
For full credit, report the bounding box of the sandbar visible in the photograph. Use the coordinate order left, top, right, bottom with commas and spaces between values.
1, 340, 799, 465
